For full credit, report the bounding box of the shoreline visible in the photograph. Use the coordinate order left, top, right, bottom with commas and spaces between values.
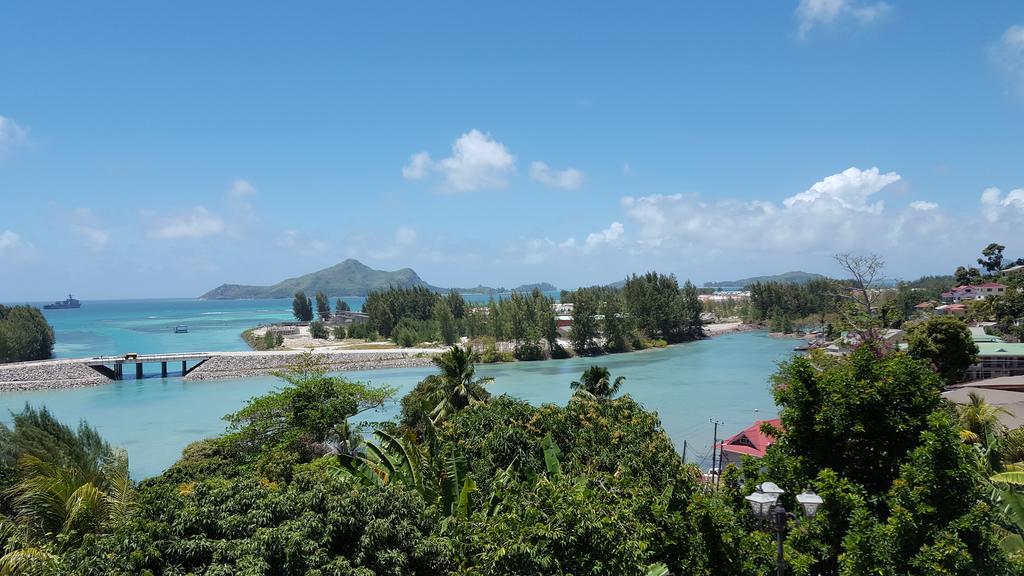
0, 322, 762, 392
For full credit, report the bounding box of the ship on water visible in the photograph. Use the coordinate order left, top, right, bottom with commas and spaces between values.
44, 294, 81, 310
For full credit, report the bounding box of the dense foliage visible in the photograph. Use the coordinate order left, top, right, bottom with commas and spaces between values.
3, 337, 1019, 574
364, 287, 557, 357
0, 305, 55, 363
907, 315, 979, 384
561, 272, 704, 355
731, 346, 1011, 576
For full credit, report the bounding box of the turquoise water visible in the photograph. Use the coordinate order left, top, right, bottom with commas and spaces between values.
0, 331, 795, 479
19, 294, 553, 359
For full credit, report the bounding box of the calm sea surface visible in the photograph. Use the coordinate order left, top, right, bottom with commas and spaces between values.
0, 298, 795, 479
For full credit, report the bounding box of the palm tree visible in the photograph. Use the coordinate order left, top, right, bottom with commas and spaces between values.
570, 365, 625, 401
0, 407, 134, 574
421, 345, 493, 424
958, 391, 1012, 444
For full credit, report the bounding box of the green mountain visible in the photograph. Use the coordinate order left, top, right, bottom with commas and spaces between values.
200, 259, 557, 299
704, 271, 825, 288
200, 259, 436, 299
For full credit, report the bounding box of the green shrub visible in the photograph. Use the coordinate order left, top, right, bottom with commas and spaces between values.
550, 342, 572, 359
262, 330, 283, 349
309, 320, 328, 339
331, 325, 347, 340
348, 322, 374, 340
396, 328, 417, 347
514, 340, 546, 361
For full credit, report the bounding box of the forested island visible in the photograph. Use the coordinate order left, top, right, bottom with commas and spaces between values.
200, 258, 556, 299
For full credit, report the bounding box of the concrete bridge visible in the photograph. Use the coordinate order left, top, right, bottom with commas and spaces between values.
86, 353, 212, 380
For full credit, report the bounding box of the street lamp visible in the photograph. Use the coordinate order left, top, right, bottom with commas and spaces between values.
745, 483, 823, 576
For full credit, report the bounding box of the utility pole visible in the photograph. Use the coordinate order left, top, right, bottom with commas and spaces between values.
710, 419, 722, 485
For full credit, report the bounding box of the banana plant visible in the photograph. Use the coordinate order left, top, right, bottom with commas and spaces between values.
333, 430, 436, 502
990, 465, 1024, 553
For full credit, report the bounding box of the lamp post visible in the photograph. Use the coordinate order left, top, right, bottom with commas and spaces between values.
744, 482, 823, 576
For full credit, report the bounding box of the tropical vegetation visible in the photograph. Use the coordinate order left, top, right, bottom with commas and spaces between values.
5, 329, 1024, 574
0, 305, 54, 364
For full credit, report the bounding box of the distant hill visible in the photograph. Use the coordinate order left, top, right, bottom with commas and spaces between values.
439, 282, 558, 296
704, 271, 826, 288
200, 259, 555, 299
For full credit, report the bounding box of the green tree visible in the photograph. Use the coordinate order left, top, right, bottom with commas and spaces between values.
418, 345, 493, 424
601, 292, 630, 352
569, 291, 599, 355
570, 365, 625, 400
955, 265, 984, 286
446, 290, 466, 319
334, 298, 350, 313
771, 347, 945, 496
315, 290, 331, 320
979, 242, 1007, 274
749, 347, 1011, 575
906, 315, 979, 385
0, 305, 55, 363
224, 353, 394, 466
291, 291, 313, 322
434, 299, 457, 345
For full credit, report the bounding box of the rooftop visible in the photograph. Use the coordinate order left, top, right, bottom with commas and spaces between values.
977, 342, 1024, 356
718, 418, 781, 458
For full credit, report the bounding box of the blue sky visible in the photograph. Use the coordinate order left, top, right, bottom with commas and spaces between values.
1, 1, 1023, 300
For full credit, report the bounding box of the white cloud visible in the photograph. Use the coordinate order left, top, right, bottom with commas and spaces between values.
0, 116, 29, 158
783, 166, 900, 214
584, 222, 624, 253
403, 130, 516, 192
530, 161, 585, 190
909, 200, 938, 211
402, 152, 432, 180
70, 208, 109, 251
227, 179, 256, 199
795, 0, 890, 38
395, 226, 418, 246
151, 207, 225, 239
980, 187, 1024, 223
0, 230, 35, 259
993, 25, 1024, 94
225, 179, 258, 225
621, 166, 910, 253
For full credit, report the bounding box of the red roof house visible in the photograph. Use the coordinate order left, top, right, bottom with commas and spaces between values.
716, 418, 781, 468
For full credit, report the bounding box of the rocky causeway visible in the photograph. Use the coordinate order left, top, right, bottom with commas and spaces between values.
0, 349, 442, 391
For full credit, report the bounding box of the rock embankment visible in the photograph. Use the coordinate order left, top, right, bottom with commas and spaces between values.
0, 360, 109, 391
184, 350, 436, 381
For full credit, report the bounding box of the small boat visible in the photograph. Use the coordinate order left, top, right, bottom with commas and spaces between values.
44, 294, 81, 309
174, 325, 189, 333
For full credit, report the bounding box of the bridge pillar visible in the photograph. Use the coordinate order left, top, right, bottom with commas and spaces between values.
136, 363, 143, 379
115, 364, 123, 380
161, 362, 167, 377
182, 360, 187, 375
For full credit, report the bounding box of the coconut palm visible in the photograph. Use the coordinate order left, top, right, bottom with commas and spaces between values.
570, 365, 625, 401
421, 345, 493, 424
958, 391, 1012, 444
